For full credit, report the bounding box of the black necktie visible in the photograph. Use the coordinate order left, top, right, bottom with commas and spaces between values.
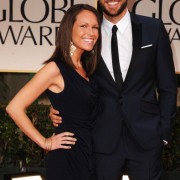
111, 25, 123, 89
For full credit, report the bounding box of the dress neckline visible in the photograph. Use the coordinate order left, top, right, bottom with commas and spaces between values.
71, 67, 91, 84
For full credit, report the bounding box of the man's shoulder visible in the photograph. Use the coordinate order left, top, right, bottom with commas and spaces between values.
130, 12, 162, 25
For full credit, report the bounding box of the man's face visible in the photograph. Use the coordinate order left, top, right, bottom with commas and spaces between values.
98, 0, 128, 17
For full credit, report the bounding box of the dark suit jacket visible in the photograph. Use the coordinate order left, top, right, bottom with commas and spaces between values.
92, 13, 177, 154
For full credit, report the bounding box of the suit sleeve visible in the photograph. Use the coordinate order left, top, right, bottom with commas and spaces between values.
156, 20, 177, 142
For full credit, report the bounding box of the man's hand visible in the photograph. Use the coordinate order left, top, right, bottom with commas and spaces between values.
49, 106, 62, 127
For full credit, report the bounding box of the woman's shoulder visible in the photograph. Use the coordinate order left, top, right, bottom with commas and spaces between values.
41, 58, 69, 80
39, 61, 61, 79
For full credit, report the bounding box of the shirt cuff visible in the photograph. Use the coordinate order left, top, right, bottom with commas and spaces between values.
163, 140, 168, 145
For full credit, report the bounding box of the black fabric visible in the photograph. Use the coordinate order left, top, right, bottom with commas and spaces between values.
111, 25, 123, 89
46, 60, 99, 180
94, 122, 163, 180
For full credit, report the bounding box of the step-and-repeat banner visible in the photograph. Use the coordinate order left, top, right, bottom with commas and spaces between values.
129, 0, 180, 73
0, 0, 180, 73
0, 0, 96, 72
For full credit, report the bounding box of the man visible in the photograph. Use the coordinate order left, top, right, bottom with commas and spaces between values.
49, 0, 177, 179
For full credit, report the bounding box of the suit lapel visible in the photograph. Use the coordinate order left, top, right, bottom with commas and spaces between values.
123, 13, 142, 88
97, 13, 142, 90
97, 57, 118, 89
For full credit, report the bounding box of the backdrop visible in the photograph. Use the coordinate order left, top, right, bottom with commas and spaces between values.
129, 0, 180, 73
0, 0, 96, 72
0, 0, 180, 73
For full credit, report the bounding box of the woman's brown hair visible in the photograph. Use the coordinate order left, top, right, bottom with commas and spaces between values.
45, 4, 101, 76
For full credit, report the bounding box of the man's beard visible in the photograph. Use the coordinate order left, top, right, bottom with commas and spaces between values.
98, 0, 127, 17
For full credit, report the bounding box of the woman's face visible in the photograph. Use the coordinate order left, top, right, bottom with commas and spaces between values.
71, 10, 99, 53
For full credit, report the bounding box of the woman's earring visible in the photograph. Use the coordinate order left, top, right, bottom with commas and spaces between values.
91, 49, 95, 55
70, 41, 76, 57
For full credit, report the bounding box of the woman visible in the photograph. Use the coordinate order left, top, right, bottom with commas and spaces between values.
6, 4, 101, 180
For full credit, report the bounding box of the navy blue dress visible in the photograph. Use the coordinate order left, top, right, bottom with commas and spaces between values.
46, 59, 99, 180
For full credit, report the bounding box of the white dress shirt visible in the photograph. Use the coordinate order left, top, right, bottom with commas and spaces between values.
101, 10, 132, 81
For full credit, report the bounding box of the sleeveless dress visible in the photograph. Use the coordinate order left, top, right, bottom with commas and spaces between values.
45, 59, 99, 180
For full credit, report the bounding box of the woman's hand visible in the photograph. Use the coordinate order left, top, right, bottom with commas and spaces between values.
44, 132, 77, 151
